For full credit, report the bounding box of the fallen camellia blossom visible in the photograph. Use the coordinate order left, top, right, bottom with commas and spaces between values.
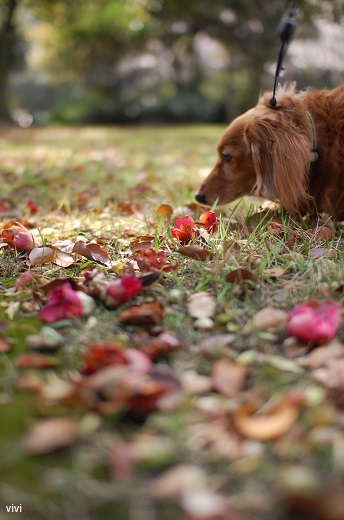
25, 197, 39, 215
105, 276, 142, 307
1, 221, 36, 252
199, 211, 219, 232
171, 215, 198, 243
286, 300, 342, 344
39, 282, 95, 323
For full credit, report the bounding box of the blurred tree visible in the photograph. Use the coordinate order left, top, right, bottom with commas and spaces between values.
0, 0, 18, 120
0, 0, 343, 122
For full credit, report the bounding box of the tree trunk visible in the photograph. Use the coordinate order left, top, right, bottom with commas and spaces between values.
0, 0, 18, 122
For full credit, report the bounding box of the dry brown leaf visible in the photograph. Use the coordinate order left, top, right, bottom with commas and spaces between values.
27, 246, 74, 267
52, 247, 75, 267
73, 241, 111, 267
212, 358, 247, 398
178, 245, 213, 261
0, 335, 12, 353
181, 488, 228, 518
233, 397, 300, 440
309, 247, 337, 259
303, 339, 344, 369
242, 307, 287, 335
187, 292, 216, 319
225, 268, 256, 287
181, 371, 212, 394
118, 302, 163, 326
150, 464, 206, 499
23, 417, 78, 454
263, 267, 288, 278
156, 204, 174, 219
28, 246, 54, 266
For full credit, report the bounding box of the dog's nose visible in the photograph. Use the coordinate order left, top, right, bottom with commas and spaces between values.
195, 193, 207, 204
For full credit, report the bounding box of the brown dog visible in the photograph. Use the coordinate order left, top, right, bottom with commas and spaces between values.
195, 84, 344, 219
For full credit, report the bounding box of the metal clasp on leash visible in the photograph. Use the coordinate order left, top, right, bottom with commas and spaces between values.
270, 2, 297, 107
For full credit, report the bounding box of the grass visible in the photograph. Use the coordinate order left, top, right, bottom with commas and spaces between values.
0, 124, 344, 520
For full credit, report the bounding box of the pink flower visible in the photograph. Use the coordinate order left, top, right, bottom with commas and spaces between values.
105, 276, 142, 307
171, 215, 198, 243
40, 283, 86, 323
1, 221, 35, 252
199, 211, 219, 232
287, 300, 342, 344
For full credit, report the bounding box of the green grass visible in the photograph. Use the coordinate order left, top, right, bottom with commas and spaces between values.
0, 125, 344, 520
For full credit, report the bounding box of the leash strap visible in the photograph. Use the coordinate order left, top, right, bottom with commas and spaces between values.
271, 5, 297, 107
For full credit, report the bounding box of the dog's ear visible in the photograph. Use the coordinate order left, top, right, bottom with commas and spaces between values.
244, 114, 311, 213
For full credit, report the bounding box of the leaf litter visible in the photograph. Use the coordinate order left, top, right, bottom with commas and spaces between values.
1, 127, 344, 520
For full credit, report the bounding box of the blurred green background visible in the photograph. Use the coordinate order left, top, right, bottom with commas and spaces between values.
1, 0, 343, 126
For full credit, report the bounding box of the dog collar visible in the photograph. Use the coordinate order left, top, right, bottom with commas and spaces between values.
306, 111, 319, 163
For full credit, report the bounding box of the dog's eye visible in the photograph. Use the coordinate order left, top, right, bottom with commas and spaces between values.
221, 152, 232, 164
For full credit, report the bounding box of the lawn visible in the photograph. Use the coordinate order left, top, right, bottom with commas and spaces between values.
0, 124, 344, 520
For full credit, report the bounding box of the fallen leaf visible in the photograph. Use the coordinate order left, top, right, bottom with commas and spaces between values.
156, 204, 173, 219
303, 339, 344, 369
80, 342, 129, 375
50, 246, 75, 267
73, 241, 111, 267
243, 307, 287, 335
233, 396, 300, 440
134, 248, 173, 272
109, 441, 133, 481
118, 302, 163, 326
15, 271, 36, 291
130, 235, 155, 252
212, 358, 247, 397
0, 335, 12, 353
28, 246, 55, 266
309, 247, 337, 259
178, 245, 213, 261
187, 292, 216, 319
181, 488, 228, 518
132, 329, 181, 360
23, 417, 78, 454
150, 464, 206, 499
226, 268, 256, 287
263, 267, 288, 278
14, 353, 57, 369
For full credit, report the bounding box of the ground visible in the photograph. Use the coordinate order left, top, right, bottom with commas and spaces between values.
0, 125, 344, 520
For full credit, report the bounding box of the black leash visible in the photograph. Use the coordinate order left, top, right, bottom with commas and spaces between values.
270, 2, 298, 107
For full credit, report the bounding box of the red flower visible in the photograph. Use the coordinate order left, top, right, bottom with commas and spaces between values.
26, 198, 39, 215
40, 283, 84, 323
171, 215, 198, 243
1, 221, 35, 252
199, 211, 219, 232
287, 300, 342, 344
105, 276, 142, 307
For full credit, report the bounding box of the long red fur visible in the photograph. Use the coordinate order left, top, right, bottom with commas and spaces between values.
196, 84, 344, 219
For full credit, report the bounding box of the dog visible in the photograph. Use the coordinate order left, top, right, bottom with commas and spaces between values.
195, 84, 344, 219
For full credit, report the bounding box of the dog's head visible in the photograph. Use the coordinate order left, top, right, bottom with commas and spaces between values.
196, 94, 312, 214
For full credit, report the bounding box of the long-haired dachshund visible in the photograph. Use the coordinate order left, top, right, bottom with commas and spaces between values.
196, 84, 344, 219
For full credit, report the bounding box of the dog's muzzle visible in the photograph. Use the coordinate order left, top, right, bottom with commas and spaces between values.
195, 193, 207, 204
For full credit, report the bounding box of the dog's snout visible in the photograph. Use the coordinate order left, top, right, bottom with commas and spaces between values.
195, 193, 207, 204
